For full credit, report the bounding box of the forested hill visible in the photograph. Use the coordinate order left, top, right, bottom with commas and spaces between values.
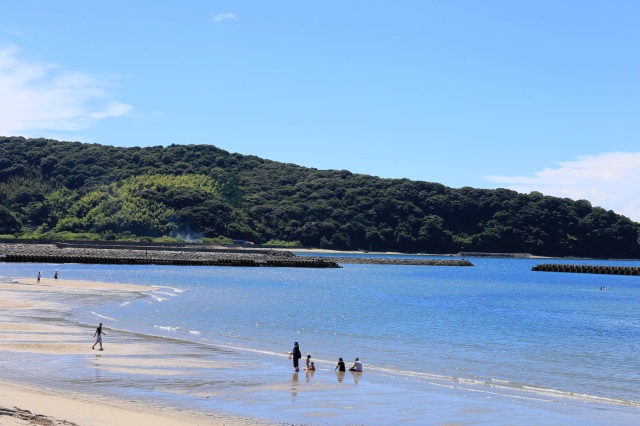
1, 136, 639, 258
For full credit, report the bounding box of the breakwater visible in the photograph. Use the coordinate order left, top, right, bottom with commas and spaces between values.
0, 243, 339, 268
532, 264, 640, 276
0, 243, 475, 268
329, 257, 473, 266
460, 252, 531, 258
0, 253, 342, 268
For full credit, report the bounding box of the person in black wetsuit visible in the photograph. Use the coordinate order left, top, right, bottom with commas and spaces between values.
335, 357, 346, 372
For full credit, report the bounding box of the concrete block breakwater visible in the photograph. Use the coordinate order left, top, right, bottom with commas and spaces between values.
1, 253, 343, 268
0, 244, 474, 268
329, 257, 474, 266
0, 243, 339, 268
532, 264, 640, 276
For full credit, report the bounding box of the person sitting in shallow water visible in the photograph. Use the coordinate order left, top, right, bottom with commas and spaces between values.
349, 357, 363, 372
305, 354, 312, 370
309, 361, 316, 371
335, 357, 346, 372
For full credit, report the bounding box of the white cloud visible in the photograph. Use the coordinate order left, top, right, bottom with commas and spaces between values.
0, 44, 132, 135
485, 152, 640, 222
213, 12, 237, 22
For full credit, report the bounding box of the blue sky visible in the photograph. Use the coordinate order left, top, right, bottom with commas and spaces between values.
1, 1, 639, 221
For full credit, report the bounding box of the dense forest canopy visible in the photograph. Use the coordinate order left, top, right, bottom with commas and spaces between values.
1, 136, 639, 258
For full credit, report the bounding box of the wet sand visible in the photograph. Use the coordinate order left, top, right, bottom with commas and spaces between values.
0, 277, 268, 426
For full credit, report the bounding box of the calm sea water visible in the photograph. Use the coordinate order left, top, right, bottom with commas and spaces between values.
2, 255, 640, 424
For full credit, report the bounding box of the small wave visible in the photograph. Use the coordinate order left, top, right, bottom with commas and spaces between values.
90, 311, 117, 321
154, 325, 179, 331
331, 365, 640, 408
152, 325, 201, 336
154, 291, 177, 297
146, 294, 167, 302
518, 385, 640, 408
155, 286, 185, 293
120, 301, 130, 307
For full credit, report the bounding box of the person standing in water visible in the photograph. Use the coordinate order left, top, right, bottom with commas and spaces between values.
92, 323, 106, 351
291, 342, 302, 372
54, 271, 58, 281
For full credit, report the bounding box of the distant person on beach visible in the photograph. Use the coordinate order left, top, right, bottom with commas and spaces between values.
36, 272, 41, 284
349, 357, 363, 372
335, 357, 346, 371
309, 361, 315, 371
54, 271, 58, 281
291, 342, 302, 372
305, 354, 312, 370
92, 323, 106, 351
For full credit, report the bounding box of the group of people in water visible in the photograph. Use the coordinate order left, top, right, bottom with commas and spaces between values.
291, 342, 363, 373
334, 356, 362, 372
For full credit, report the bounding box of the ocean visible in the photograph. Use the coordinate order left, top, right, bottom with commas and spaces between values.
1, 255, 639, 424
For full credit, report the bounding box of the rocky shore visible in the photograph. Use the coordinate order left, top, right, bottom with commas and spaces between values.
0, 405, 78, 426
0, 243, 474, 268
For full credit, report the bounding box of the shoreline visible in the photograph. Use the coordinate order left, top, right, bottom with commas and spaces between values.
2, 269, 638, 425
0, 277, 268, 426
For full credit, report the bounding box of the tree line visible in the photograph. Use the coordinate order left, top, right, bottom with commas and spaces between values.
1, 136, 639, 258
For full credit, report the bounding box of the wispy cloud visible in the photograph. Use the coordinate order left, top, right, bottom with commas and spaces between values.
213, 12, 237, 23
0, 44, 132, 135
485, 152, 640, 222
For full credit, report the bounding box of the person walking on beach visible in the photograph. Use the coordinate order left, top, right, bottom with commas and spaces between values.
36, 271, 41, 284
54, 271, 58, 281
92, 323, 106, 351
291, 342, 302, 371
335, 357, 346, 372
349, 357, 363, 372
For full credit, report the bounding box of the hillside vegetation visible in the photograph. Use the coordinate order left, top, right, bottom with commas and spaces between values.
1, 136, 639, 258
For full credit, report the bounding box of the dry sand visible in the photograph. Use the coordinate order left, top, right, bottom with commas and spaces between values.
0, 277, 269, 426
0, 379, 259, 426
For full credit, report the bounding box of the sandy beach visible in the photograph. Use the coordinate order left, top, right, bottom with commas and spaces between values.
0, 277, 269, 426
0, 379, 258, 426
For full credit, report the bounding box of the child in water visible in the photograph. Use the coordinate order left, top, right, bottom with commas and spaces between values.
305, 355, 312, 370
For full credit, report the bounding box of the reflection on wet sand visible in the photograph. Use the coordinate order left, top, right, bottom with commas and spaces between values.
291, 371, 299, 400
305, 369, 315, 382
